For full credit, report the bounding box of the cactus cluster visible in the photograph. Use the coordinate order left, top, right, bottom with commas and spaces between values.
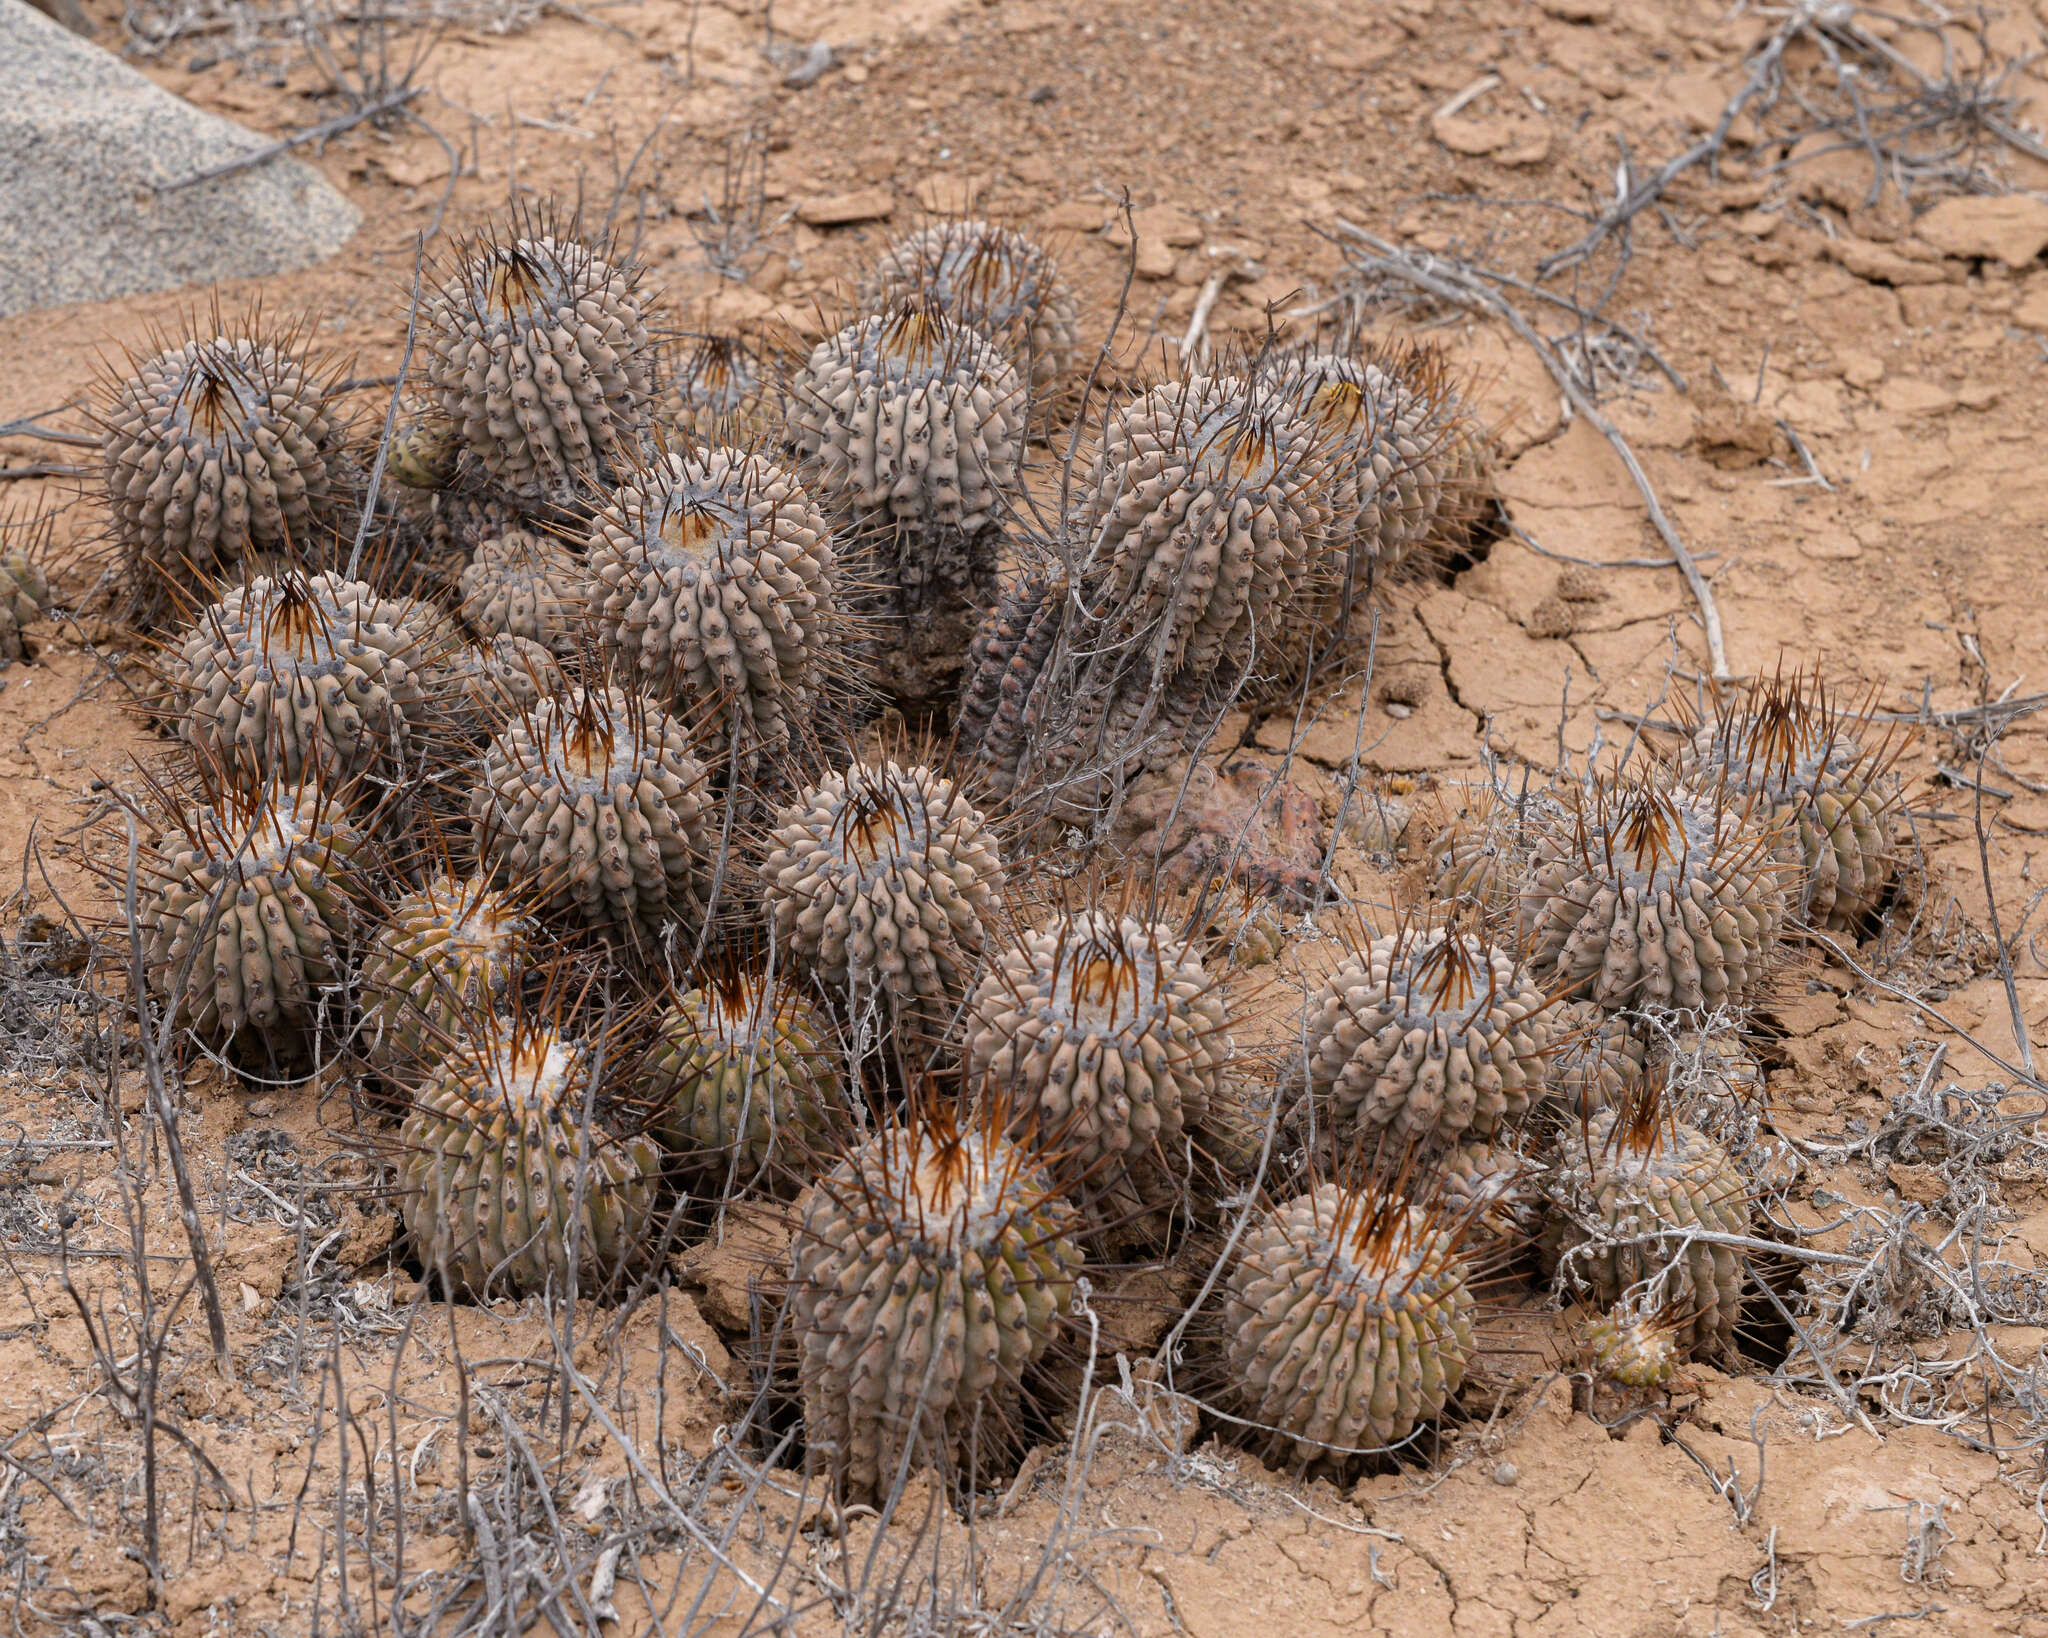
67, 198, 1902, 1497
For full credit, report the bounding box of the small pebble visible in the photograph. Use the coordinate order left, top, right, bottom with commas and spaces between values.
245, 1096, 278, 1118
1492, 1461, 1518, 1486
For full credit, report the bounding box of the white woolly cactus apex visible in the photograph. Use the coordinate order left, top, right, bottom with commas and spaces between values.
167, 570, 440, 792
1521, 775, 1790, 1014
358, 873, 533, 1074
863, 220, 1082, 395
1305, 925, 1553, 1151
97, 326, 348, 614
1222, 1183, 1476, 1466
586, 447, 837, 752
398, 1012, 660, 1297
645, 961, 845, 1196
1077, 372, 1326, 683
1546, 1100, 1750, 1365
762, 760, 1005, 1018
470, 685, 715, 944
423, 226, 655, 498
788, 1110, 1082, 1499
963, 910, 1230, 1199
784, 305, 1023, 705
459, 528, 585, 656
138, 774, 365, 1044
1673, 667, 1906, 932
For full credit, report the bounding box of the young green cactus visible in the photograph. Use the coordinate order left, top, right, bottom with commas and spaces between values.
358, 872, 532, 1074
644, 962, 845, 1196
398, 1011, 660, 1297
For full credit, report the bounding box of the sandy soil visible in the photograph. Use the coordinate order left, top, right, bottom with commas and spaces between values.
5, 0, 2048, 1631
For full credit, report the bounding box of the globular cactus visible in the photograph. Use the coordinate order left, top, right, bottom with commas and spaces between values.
788, 1112, 1081, 1498
1439, 1139, 1541, 1267
963, 911, 1231, 1210
96, 326, 351, 617
586, 448, 837, 753
398, 1012, 660, 1297
470, 685, 714, 945
1253, 343, 1491, 687
645, 963, 845, 1195
1222, 1184, 1475, 1466
1078, 372, 1324, 686
0, 547, 50, 665
761, 761, 1005, 1027
422, 633, 565, 748
1425, 784, 1567, 914
1673, 669, 1905, 932
1521, 776, 1788, 1014
459, 528, 585, 655
1546, 1102, 1750, 1365
358, 873, 532, 1073
423, 226, 655, 501
1584, 1303, 1680, 1390
954, 562, 1066, 785
165, 570, 440, 792
864, 220, 1081, 396
138, 775, 364, 1045
671, 334, 767, 440
1304, 926, 1553, 1151
386, 409, 462, 492
784, 306, 1023, 706
1543, 1000, 1647, 1121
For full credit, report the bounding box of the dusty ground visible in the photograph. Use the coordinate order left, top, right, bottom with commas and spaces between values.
5, 0, 2048, 1631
